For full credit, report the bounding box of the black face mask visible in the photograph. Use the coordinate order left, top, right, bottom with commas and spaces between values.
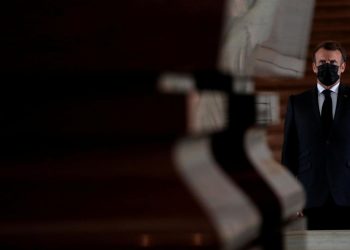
317, 63, 340, 86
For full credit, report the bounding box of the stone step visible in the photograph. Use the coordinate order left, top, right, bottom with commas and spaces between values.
285, 230, 350, 250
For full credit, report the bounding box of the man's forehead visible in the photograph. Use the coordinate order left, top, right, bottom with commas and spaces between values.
315, 48, 342, 60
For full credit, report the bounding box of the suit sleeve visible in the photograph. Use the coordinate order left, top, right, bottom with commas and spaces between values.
281, 95, 299, 176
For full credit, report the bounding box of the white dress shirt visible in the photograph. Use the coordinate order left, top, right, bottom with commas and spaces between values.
317, 82, 340, 118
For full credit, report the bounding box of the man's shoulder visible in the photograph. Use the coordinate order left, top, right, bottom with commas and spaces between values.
340, 84, 350, 94
290, 88, 315, 102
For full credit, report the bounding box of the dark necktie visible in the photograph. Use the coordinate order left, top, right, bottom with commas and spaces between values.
321, 89, 333, 137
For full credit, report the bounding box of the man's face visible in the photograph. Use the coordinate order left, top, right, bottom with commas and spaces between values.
312, 48, 346, 76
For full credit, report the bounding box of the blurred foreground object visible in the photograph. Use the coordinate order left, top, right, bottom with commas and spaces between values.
0, 0, 312, 249
219, 0, 315, 77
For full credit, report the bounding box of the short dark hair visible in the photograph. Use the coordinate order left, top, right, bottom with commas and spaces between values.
312, 40, 347, 63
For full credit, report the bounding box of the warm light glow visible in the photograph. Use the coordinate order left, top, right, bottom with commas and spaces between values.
140, 234, 151, 247
192, 233, 203, 246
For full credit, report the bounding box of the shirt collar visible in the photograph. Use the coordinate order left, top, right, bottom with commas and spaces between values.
317, 82, 340, 94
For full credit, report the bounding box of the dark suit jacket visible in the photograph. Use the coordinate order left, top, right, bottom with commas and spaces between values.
282, 84, 350, 208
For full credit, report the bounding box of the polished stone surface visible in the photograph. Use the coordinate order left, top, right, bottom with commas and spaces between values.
285, 230, 350, 250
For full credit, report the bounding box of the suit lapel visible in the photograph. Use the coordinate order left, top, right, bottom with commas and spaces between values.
334, 84, 347, 125
312, 86, 321, 122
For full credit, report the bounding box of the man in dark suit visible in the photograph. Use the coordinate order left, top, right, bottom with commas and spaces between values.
282, 41, 350, 230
